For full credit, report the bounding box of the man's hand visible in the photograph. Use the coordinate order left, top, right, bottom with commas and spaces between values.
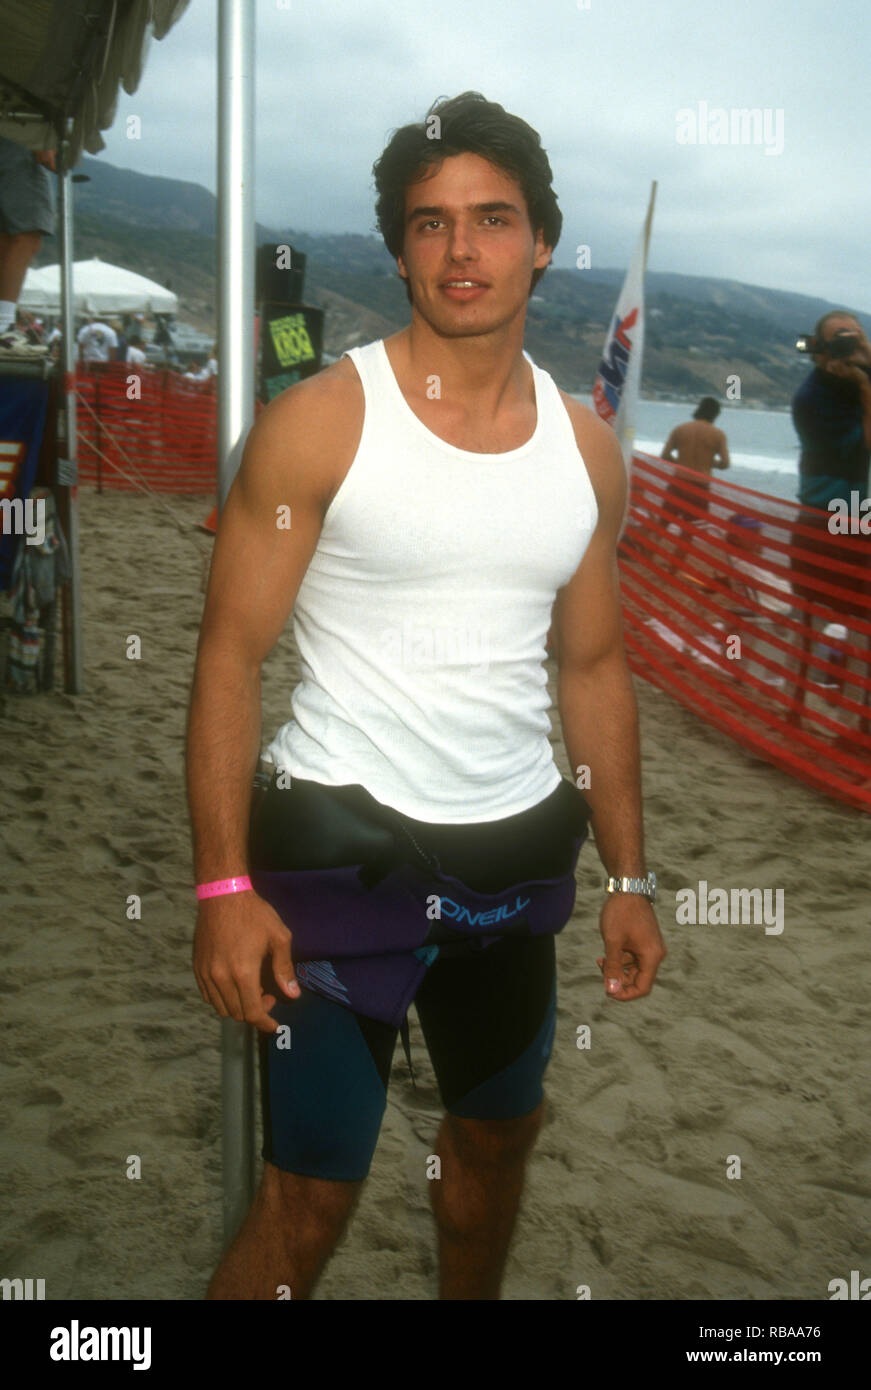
34, 149, 56, 171
822, 328, 871, 383
193, 892, 300, 1034
824, 358, 871, 389
596, 893, 666, 1000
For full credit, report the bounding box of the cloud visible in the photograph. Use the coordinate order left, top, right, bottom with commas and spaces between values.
93, 0, 871, 310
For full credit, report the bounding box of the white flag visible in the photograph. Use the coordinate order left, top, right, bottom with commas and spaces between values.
592, 183, 656, 467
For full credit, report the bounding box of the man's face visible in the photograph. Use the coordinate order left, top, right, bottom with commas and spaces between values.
396, 152, 552, 339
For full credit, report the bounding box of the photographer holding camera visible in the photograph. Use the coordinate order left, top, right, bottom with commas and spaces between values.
792, 311, 871, 509
790, 312, 871, 730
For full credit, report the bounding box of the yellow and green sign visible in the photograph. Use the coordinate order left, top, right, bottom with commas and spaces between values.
269, 312, 316, 369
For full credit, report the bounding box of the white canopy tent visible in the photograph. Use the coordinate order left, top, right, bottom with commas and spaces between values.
21, 257, 179, 316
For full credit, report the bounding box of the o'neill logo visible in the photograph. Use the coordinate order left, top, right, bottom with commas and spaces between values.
592, 307, 639, 424
439, 895, 531, 929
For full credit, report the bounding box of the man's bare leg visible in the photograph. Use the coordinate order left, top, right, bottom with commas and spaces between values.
207, 1161, 362, 1300
430, 1103, 543, 1300
0, 232, 43, 305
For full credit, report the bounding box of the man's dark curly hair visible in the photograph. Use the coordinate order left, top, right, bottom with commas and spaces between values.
373, 92, 562, 300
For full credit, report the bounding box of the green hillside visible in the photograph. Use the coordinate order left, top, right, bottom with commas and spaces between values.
33, 156, 870, 407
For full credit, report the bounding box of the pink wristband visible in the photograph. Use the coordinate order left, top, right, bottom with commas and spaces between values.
196, 875, 253, 901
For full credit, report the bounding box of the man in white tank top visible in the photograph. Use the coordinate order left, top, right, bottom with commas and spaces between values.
187, 92, 665, 1300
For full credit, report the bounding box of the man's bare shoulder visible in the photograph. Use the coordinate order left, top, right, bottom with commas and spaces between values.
256, 355, 363, 440
556, 391, 621, 453
240, 356, 364, 501
557, 390, 626, 512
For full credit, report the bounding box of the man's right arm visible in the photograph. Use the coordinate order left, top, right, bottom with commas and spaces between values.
186, 361, 362, 1032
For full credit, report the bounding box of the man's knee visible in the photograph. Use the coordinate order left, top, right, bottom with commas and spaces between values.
444, 1102, 544, 1168
259, 1160, 363, 1232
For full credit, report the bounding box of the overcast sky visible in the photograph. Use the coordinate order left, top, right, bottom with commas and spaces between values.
95, 0, 870, 313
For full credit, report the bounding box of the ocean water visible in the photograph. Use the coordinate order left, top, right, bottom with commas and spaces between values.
574, 395, 802, 504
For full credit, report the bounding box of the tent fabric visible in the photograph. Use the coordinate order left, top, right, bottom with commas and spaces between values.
0, 0, 189, 160
20, 256, 178, 314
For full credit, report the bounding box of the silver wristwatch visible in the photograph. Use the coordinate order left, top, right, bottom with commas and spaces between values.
605, 872, 656, 903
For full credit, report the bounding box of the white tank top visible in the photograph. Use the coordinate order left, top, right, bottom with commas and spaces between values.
266, 338, 598, 822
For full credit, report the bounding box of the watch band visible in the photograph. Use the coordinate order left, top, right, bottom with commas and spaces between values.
604, 872, 656, 903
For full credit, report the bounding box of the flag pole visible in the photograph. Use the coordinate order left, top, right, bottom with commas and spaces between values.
217, 0, 257, 1247
642, 180, 657, 274
616, 179, 657, 468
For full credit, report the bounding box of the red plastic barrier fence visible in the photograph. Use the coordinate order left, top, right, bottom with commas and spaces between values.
620, 453, 870, 812
75, 362, 218, 493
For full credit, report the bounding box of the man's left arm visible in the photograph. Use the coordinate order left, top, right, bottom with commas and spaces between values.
555, 399, 666, 1001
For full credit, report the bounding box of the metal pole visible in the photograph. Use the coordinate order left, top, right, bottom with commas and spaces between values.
95, 372, 103, 494
57, 124, 84, 693
217, 0, 257, 1245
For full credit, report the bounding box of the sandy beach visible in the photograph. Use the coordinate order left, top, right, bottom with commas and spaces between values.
0, 487, 868, 1301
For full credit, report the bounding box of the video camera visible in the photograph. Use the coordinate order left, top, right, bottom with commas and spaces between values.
796, 330, 862, 358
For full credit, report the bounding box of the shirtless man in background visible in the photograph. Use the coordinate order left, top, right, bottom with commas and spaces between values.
661, 396, 730, 562
662, 396, 730, 482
